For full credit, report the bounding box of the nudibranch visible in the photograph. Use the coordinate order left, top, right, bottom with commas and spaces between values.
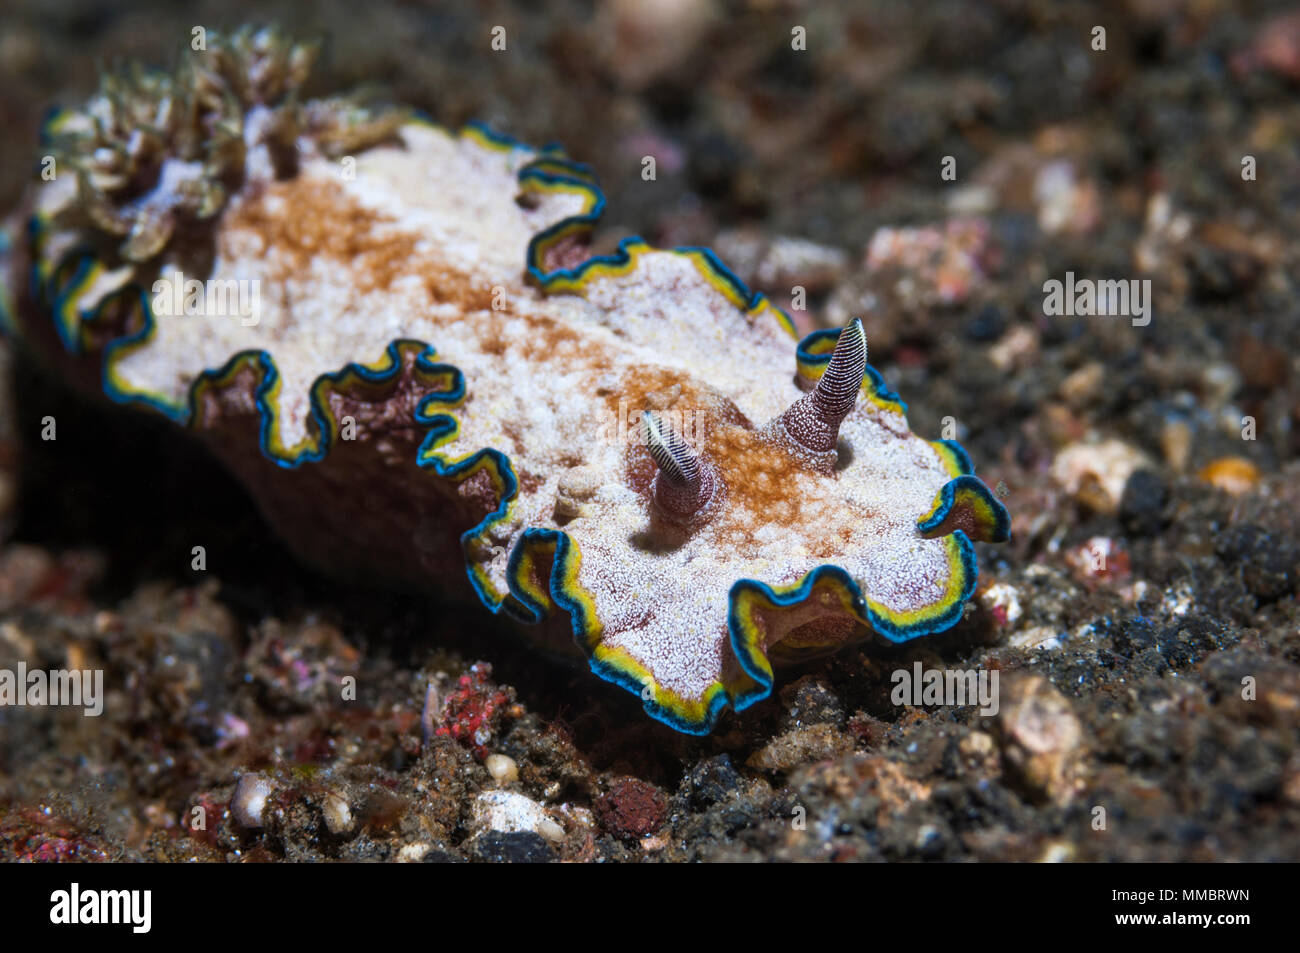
6, 28, 1010, 733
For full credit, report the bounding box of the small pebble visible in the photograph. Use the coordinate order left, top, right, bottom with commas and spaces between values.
1058, 362, 1104, 408
980, 581, 1023, 626
485, 753, 519, 784
1051, 439, 1150, 514
996, 675, 1086, 805
396, 843, 430, 863
1039, 840, 1076, 863
537, 817, 566, 844
322, 792, 353, 834
1197, 456, 1260, 496
1161, 418, 1192, 471
231, 773, 273, 828
471, 830, 555, 863
471, 790, 565, 844
1119, 469, 1169, 537
594, 779, 669, 839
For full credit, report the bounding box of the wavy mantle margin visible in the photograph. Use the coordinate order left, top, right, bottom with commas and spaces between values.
22, 112, 1009, 734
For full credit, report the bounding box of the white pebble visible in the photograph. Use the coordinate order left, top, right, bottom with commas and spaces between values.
231, 773, 273, 828
471, 790, 565, 844
485, 753, 519, 784
322, 792, 353, 834
537, 817, 566, 844
396, 843, 430, 863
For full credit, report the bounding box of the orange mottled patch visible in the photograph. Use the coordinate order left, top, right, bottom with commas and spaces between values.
608, 365, 860, 555
225, 174, 496, 310
467, 309, 585, 363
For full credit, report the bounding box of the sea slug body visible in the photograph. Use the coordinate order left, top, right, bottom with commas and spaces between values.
5, 27, 1010, 734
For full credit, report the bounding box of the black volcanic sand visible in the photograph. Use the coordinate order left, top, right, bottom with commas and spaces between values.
1, 0, 1298, 861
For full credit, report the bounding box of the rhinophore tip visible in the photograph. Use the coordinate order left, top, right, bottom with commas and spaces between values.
778, 318, 867, 453
643, 411, 715, 519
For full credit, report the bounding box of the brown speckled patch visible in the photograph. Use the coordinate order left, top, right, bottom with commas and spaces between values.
607, 364, 843, 551
225, 174, 495, 310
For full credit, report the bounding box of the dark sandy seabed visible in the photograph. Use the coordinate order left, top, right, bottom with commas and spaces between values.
0, 0, 1299, 863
